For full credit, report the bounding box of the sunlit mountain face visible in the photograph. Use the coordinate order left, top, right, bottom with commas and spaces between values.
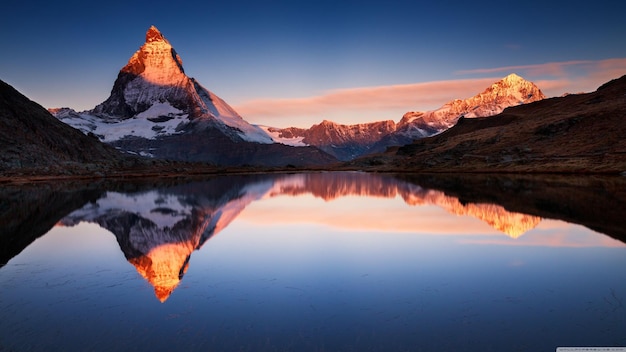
52, 172, 625, 301
49, 26, 336, 167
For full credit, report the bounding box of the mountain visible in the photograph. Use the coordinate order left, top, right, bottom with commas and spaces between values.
370, 73, 546, 153
267, 74, 545, 160
264, 120, 397, 161
348, 75, 626, 173
0, 79, 135, 176
52, 26, 336, 167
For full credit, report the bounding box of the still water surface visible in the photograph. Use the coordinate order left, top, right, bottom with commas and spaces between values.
1, 172, 625, 351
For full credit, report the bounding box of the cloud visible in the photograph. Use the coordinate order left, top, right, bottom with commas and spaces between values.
456, 58, 626, 94
239, 195, 504, 236
235, 78, 497, 127
234, 58, 626, 128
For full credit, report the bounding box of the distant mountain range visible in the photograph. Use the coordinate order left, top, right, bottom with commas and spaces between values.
349, 74, 626, 173
269, 73, 545, 160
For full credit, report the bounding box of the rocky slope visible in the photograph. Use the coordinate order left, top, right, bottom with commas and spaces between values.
0, 79, 136, 176
266, 119, 397, 160
269, 74, 545, 160
370, 73, 546, 153
52, 26, 336, 167
348, 75, 626, 173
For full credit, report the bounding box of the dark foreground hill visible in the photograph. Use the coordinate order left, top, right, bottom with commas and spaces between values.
348, 75, 626, 173
0, 78, 328, 181
0, 79, 140, 176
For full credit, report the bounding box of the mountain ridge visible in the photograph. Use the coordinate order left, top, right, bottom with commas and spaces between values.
268, 74, 545, 160
347, 75, 626, 173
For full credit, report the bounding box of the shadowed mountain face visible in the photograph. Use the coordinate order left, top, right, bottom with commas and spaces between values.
4, 173, 624, 300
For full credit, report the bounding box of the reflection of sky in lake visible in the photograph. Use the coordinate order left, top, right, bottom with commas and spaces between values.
1, 175, 625, 351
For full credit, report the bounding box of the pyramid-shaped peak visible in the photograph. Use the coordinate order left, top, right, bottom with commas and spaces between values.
146, 25, 167, 43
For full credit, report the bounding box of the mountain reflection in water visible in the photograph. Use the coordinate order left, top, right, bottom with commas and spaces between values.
15, 172, 611, 301
2, 172, 625, 351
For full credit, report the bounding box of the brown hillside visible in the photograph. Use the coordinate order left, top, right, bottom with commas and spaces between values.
349, 75, 626, 173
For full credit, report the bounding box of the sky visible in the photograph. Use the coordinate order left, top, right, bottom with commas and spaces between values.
1, 0, 625, 128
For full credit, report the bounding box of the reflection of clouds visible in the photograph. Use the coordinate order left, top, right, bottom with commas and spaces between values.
457, 220, 626, 248
57, 173, 623, 302
457, 58, 626, 96
241, 195, 537, 237
251, 176, 543, 239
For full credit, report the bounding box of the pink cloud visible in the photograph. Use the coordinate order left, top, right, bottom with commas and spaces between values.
457, 58, 626, 95
235, 78, 497, 127
234, 58, 626, 128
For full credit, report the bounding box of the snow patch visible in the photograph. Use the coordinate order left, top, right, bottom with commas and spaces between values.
135, 102, 184, 119
55, 109, 189, 142
259, 125, 309, 146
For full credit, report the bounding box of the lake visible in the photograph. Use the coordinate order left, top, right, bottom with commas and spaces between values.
1, 172, 625, 351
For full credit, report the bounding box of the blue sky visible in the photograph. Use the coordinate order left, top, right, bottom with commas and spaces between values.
1, 0, 625, 127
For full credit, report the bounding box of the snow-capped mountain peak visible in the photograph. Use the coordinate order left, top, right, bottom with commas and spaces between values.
119, 26, 186, 86
145, 25, 167, 43
57, 26, 274, 145
266, 74, 547, 160
397, 73, 545, 130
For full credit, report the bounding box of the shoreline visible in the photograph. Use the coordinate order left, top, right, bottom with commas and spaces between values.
2, 165, 624, 185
